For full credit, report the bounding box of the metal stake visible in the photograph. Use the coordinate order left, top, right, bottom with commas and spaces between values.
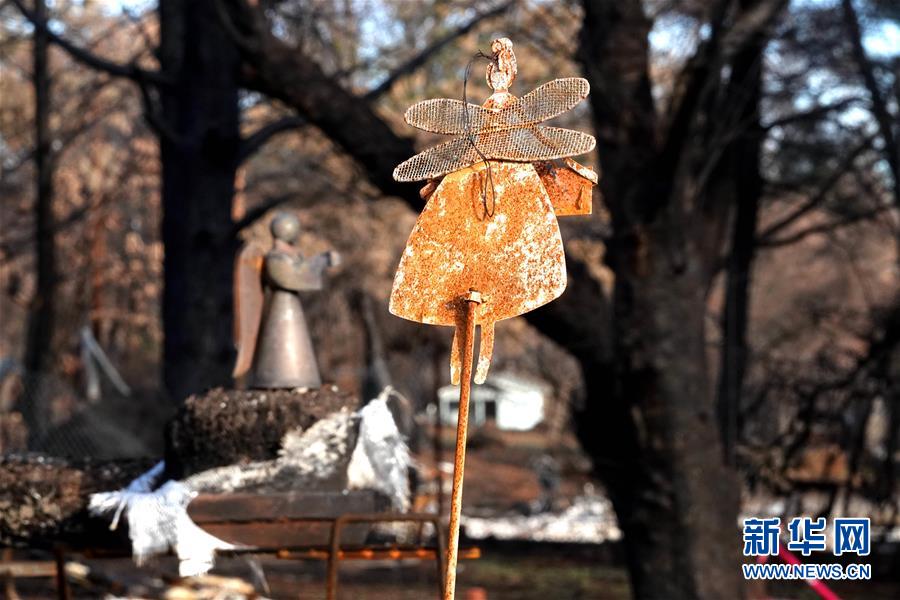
444, 289, 481, 600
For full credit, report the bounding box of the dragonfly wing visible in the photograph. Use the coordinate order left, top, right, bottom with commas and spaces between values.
393, 136, 482, 181
404, 99, 494, 134
478, 126, 595, 162
500, 77, 590, 125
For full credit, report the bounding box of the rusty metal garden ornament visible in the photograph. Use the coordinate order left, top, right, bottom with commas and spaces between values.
389, 38, 598, 600
233, 212, 340, 389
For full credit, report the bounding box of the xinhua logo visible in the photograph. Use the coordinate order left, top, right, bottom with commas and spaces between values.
742, 517, 870, 557
833, 518, 870, 556
743, 517, 781, 556
740, 516, 872, 582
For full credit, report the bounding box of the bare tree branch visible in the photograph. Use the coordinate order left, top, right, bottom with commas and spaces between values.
135, 71, 183, 145
759, 204, 891, 247
660, 0, 787, 198
11, 0, 167, 85
841, 0, 899, 203
762, 96, 865, 130
364, 1, 516, 101
757, 134, 876, 242
238, 115, 306, 164
719, 0, 789, 60
231, 193, 294, 234
222, 0, 417, 204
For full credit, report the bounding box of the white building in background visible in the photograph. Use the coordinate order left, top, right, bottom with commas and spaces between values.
436, 372, 549, 431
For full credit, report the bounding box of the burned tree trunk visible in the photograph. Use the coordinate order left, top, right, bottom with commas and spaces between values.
575, 0, 781, 597
717, 39, 765, 463
605, 235, 744, 600
21, 0, 55, 443
157, 0, 242, 401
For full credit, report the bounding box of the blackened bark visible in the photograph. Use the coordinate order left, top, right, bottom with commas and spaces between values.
718, 190, 759, 461
717, 38, 764, 463
840, 0, 900, 267
22, 0, 55, 442
158, 0, 242, 401
615, 245, 743, 600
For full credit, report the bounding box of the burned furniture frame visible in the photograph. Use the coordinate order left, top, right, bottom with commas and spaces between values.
5, 489, 481, 598
187, 490, 482, 598
212, 512, 480, 599
6, 513, 480, 600
1, 547, 72, 600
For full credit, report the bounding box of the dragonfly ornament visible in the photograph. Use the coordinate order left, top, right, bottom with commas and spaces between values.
389, 38, 598, 600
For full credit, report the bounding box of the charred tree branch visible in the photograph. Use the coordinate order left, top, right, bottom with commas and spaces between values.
224, 0, 418, 203
231, 193, 294, 234
757, 134, 876, 243
11, 0, 167, 86
238, 116, 307, 164
758, 205, 891, 248
841, 0, 899, 203
762, 96, 865, 130
364, 0, 515, 101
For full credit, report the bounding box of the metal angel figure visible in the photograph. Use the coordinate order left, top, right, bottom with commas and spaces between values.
391, 37, 598, 385
233, 212, 340, 389
389, 38, 598, 600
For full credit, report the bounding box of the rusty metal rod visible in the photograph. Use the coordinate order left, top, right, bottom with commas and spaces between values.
53, 547, 70, 600
444, 289, 481, 600
326, 516, 342, 600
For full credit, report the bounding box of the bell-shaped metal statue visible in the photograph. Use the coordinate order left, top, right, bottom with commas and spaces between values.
232, 212, 340, 389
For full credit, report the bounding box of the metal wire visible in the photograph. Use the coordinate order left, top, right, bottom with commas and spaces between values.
463, 50, 497, 219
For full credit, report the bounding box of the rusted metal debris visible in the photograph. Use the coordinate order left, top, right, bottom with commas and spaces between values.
389, 37, 598, 600
233, 211, 341, 389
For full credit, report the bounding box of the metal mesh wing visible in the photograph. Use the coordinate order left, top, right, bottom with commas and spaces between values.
393, 126, 595, 181
404, 78, 590, 135
511, 77, 590, 124
404, 99, 496, 135
476, 126, 595, 162
394, 136, 478, 182
394, 77, 595, 181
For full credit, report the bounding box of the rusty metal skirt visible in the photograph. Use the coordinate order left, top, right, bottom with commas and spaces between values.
389, 160, 566, 328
